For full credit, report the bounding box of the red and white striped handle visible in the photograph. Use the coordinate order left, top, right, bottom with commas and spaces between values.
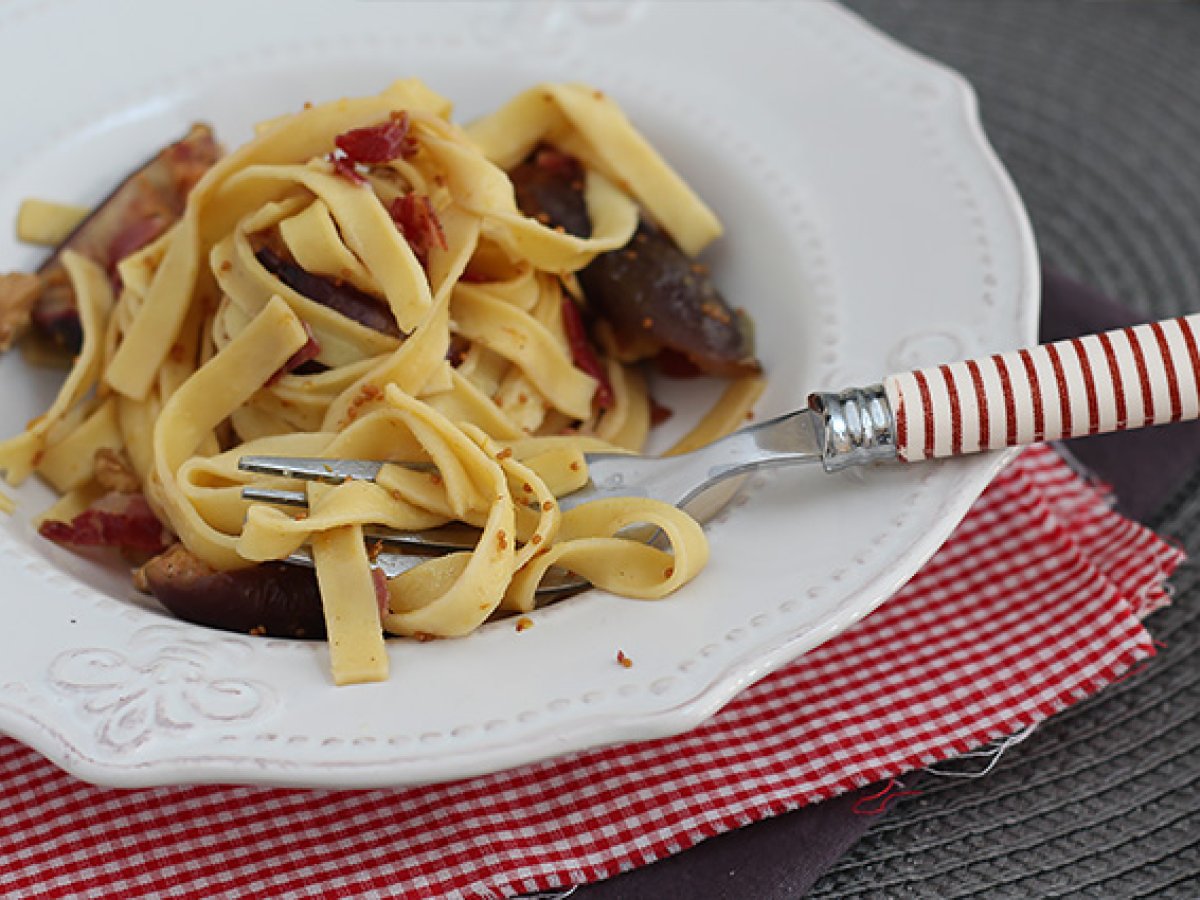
884, 314, 1200, 462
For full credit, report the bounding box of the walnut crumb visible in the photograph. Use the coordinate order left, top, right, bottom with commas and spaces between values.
93, 448, 140, 494
131, 565, 150, 594
616, 650, 633, 669
516, 616, 534, 632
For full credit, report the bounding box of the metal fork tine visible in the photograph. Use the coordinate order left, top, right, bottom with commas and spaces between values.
238, 455, 386, 483
242, 486, 308, 507
239, 488, 481, 551
286, 547, 427, 579
285, 547, 588, 597
366, 525, 480, 552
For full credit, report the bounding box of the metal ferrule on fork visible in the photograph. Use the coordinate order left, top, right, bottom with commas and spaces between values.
808, 385, 898, 472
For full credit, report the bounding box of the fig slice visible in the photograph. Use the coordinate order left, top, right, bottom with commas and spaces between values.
255, 246, 401, 339
509, 150, 761, 378
578, 221, 760, 378
31, 123, 221, 352
139, 544, 327, 640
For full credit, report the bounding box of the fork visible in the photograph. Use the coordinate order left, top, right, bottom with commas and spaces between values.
240, 314, 1200, 595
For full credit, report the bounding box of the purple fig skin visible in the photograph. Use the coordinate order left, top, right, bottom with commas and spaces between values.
34, 124, 221, 352
508, 154, 760, 378
255, 246, 401, 339
140, 545, 326, 640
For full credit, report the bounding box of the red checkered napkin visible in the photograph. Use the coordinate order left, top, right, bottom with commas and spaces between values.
0, 445, 1181, 899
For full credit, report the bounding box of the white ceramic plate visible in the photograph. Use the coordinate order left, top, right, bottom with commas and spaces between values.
0, 0, 1037, 787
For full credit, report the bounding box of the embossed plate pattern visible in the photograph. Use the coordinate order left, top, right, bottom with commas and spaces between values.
0, 0, 1036, 787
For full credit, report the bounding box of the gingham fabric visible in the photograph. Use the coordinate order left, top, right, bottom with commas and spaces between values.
0, 445, 1181, 899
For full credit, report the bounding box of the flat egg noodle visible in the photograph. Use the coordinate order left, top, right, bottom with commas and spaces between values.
418, 126, 639, 272
0, 253, 112, 484
451, 288, 596, 421
375, 386, 516, 637
151, 296, 309, 570
319, 201, 480, 431
36, 398, 122, 493
466, 82, 721, 257
312, 523, 388, 685
666, 375, 767, 457
502, 496, 709, 613
590, 358, 650, 451
278, 199, 377, 294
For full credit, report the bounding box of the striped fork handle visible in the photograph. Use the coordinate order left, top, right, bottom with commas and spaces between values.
884, 314, 1200, 461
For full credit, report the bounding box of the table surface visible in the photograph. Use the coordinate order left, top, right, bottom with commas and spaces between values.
579, 2, 1200, 897
821, 3, 1200, 896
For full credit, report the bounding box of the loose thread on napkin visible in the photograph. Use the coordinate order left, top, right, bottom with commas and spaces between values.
1109, 639, 1168, 685
850, 779, 923, 816
923, 725, 1039, 780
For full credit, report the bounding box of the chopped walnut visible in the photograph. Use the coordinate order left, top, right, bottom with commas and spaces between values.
131, 563, 151, 594
93, 448, 141, 494
135, 542, 214, 595
0, 273, 42, 351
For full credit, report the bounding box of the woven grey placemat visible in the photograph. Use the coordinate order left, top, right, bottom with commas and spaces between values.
811, 2, 1200, 897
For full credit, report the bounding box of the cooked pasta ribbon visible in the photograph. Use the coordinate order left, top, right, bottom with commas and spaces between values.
466, 83, 721, 256
0, 252, 112, 484
0, 79, 763, 685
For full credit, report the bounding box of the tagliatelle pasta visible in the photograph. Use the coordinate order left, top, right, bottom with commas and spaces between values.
0, 79, 765, 685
